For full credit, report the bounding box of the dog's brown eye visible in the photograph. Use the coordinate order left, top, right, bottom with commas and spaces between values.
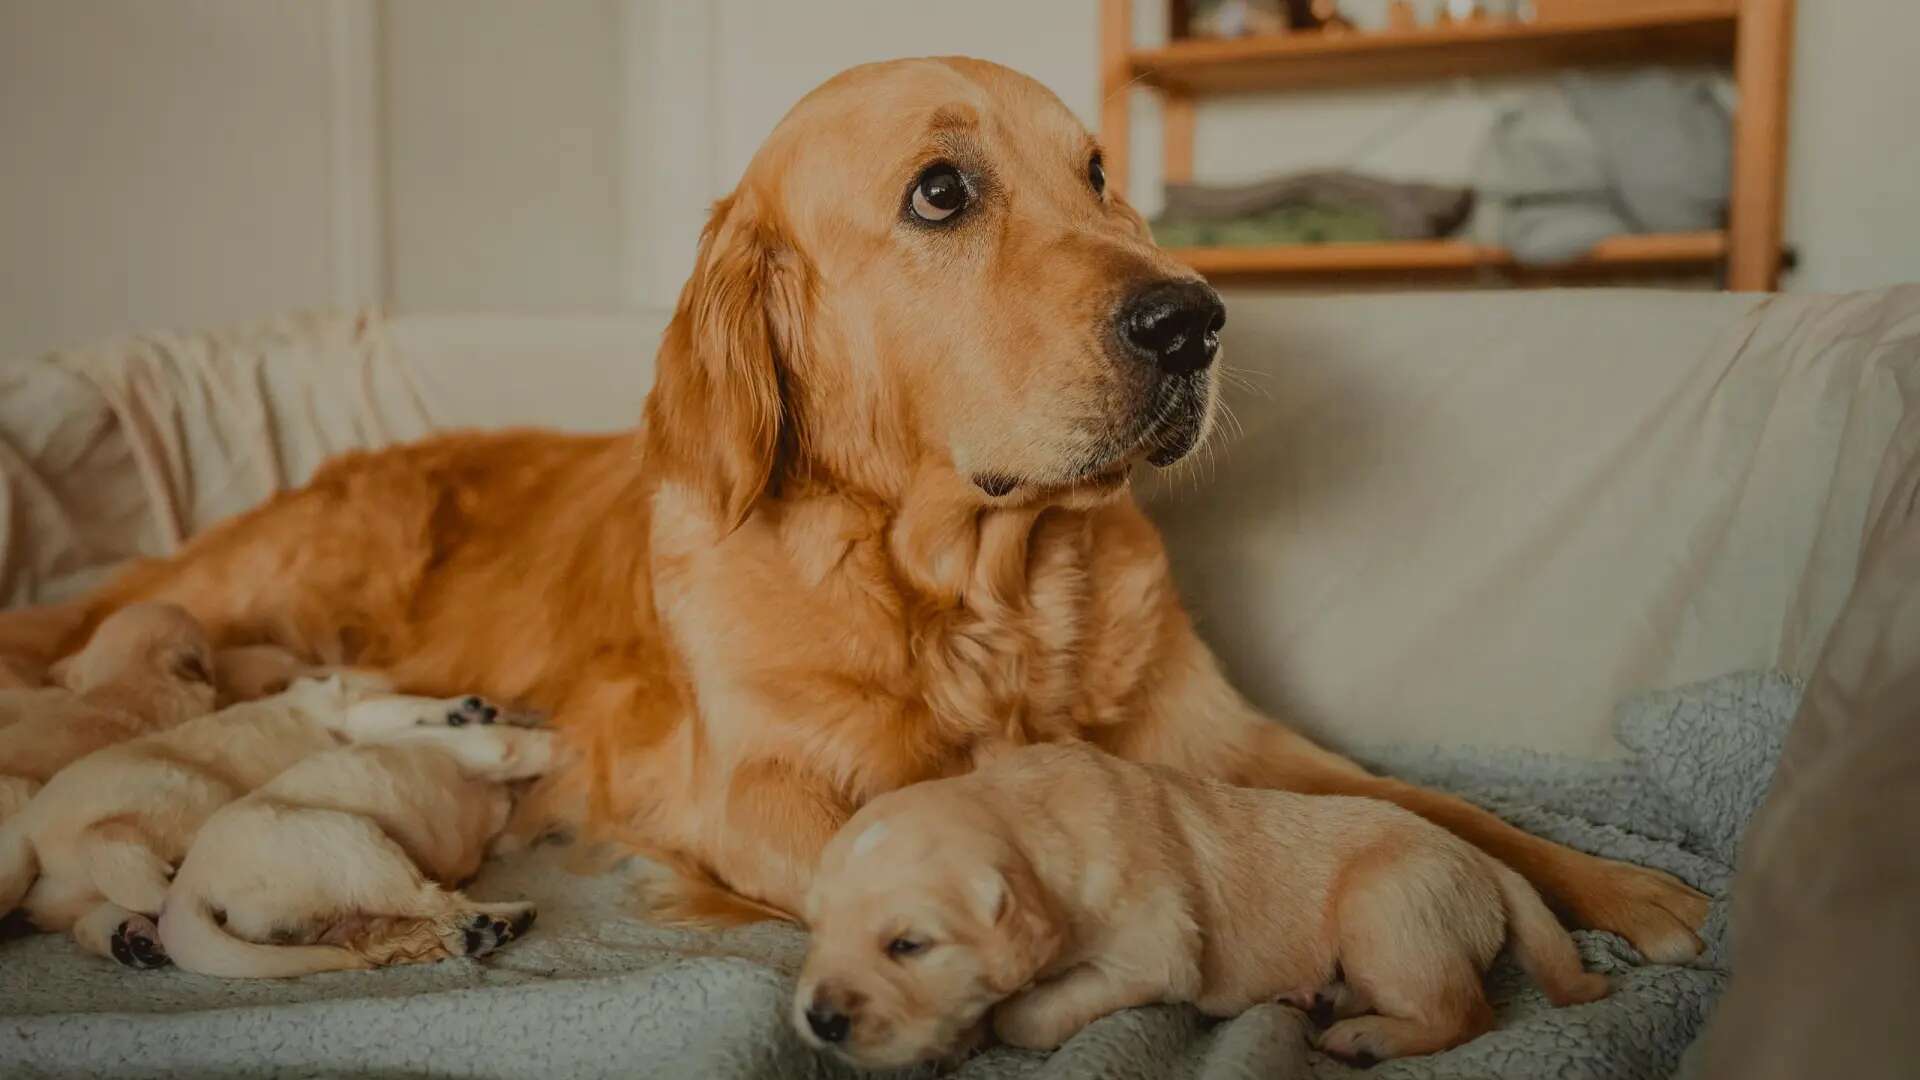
909, 165, 966, 223
1088, 153, 1106, 196
885, 937, 926, 959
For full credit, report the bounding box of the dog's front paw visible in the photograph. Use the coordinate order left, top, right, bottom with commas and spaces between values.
109, 916, 169, 970
1564, 855, 1709, 964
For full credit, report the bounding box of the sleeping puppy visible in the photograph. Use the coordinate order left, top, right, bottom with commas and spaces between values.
159, 716, 555, 978
795, 742, 1608, 1069
0, 672, 501, 966
0, 603, 216, 821
211, 643, 324, 706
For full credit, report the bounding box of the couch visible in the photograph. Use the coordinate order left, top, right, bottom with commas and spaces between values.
1, 287, 1915, 1078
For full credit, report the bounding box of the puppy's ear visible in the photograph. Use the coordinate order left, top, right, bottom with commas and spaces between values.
976, 860, 1063, 994
645, 188, 807, 532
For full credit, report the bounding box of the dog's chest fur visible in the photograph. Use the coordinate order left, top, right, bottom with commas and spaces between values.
650, 487, 1173, 797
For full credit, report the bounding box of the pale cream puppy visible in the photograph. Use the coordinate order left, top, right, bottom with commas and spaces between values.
795, 742, 1608, 1069
159, 716, 555, 979
0, 672, 496, 966
0, 603, 217, 820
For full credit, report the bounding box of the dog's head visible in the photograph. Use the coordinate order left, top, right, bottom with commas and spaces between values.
646, 57, 1223, 529
51, 602, 216, 726
793, 785, 1062, 1069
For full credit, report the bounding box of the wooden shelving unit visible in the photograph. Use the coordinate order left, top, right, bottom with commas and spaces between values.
1100, 0, 1796, 289
1169, 229, 1727, 278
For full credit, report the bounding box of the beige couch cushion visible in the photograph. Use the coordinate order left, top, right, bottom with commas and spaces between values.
1688, 306, 1920, 1078
0, 311, 668, 607
0, 311, 433, 604
1145, 286, 1920, 756
4, 291, 1914, 760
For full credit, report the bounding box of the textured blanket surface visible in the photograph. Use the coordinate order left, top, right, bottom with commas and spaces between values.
0, 672, 1797, 1080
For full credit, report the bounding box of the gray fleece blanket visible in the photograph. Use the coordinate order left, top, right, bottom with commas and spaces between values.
0, 672, 1797, 1080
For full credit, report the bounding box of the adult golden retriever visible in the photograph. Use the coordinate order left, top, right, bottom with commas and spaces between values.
0, 58, 1704, 961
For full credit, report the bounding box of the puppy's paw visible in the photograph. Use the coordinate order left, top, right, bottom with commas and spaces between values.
1317, 1016, 1449, 1066
442, 696, 501, 727
459, 904, 537, 957
1316, 1020, 1381, 1068
1278, 988, 1338, 1028
109, 916, 170, 970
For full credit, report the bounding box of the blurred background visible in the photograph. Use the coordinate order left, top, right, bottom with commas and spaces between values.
2, 0, 1915, 361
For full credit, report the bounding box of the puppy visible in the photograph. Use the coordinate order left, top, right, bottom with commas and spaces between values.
0, 672, 502, 966
212, 643, 322, 706
795, 743, 1607, 1068
0, 603, 216, 821
159, 716, 555, 978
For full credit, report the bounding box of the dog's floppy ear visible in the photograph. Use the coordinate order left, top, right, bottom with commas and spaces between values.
975, 858, 1064, 994
645, 189, 805, 532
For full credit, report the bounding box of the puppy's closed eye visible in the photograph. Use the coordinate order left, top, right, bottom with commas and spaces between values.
886, 936, 927, 959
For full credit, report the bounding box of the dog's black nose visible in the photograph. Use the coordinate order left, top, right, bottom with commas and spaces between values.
1120, 279, 1225, 376
806, 1005, 850, 1044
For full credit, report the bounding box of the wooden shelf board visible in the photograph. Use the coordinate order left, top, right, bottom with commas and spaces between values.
1131, 4, 1740, 94
1168, 231, 1728, 278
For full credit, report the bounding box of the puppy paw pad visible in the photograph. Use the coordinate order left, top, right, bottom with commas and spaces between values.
109, 919, 170, 970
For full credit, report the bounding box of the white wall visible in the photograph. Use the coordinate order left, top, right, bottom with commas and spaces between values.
705, 1, 1100, 190
2, 0, 1915, 360
0, 0, 376, 361
381, 0, 626, 313
1783, 1, 1920, 294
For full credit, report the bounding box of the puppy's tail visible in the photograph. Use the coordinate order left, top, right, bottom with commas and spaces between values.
157, 895, 369, 979
1489, 858, 1609, 1006
636, 846, 799, 927
0, 815, 37, 913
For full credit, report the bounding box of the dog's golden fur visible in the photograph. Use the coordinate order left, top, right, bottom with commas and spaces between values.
0, 59, 1704, 959
796, 743, 1607, 1068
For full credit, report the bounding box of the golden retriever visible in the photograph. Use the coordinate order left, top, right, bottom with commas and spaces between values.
159, 720, 553, 978
795, 742, 1606, 1068
0, 58, 1705, 962
0, 602, 216, 820
0, 673, 506, 966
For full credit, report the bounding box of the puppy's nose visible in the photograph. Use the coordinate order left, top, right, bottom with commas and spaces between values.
805, 1003, 850, 1044
1120, 279, 1225, 376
